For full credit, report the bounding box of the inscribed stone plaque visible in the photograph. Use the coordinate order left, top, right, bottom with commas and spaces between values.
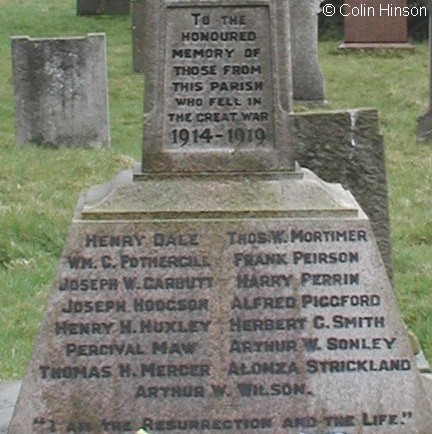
164, 6, 274, 150
7, 170, 432, 433
141, 0, 294, 173
12, 34, 110, 148
132, 0, 325, 105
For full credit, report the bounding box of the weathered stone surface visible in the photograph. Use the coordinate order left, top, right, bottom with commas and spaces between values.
292, 109, 393, 281
141, 0, 294, 173
290, 0, 325, 104
8, 1, 432, 432
8, 168, 432, 433
131, 0, 145, 73
77, 0, 129, 15
12, 34, 110, 148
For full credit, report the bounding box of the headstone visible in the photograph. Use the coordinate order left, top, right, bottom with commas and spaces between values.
12, 34, 110, 148
339, 0, 414, 50
417, 2, 432, 141
77, 0, 130, 15
8, 1, 432, 433
290, 0, 325, 104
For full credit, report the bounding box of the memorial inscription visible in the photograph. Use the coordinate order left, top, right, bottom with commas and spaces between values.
164, 7, 273, 149
10, 213, 430, 432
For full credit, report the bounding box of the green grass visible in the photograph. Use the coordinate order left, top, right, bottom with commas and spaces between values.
0, 1, 431, 379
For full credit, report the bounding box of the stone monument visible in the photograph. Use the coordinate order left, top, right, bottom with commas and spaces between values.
12, 34, 110, 148
340, 0, 414, 50
8, 0, 432, 433
77, 0, 130, 15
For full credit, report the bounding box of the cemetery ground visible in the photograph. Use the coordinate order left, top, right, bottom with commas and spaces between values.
0, 0, 431, 380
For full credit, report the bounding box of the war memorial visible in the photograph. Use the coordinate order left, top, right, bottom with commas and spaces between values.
7, 1, 432, 433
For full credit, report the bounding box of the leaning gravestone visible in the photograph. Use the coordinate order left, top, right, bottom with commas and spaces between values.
12, 34, 110, 148
9, 0, 432, 433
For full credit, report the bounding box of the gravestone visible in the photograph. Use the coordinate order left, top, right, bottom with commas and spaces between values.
290, 0, 325, 104
8, 1, 432, 433
12, 34, 110, 148
417, 1, 432, 141
77, 0, 130, 15
340, 0, 414, 50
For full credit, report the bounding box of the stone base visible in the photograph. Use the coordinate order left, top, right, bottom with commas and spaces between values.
81, 167, 357, 220
338, 42, 414, 52
8, 168, 432, 433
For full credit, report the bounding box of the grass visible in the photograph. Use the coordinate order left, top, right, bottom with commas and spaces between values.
0, 1, 431, 379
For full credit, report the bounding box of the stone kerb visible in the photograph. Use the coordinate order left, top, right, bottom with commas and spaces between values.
12, 33, 110, 149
